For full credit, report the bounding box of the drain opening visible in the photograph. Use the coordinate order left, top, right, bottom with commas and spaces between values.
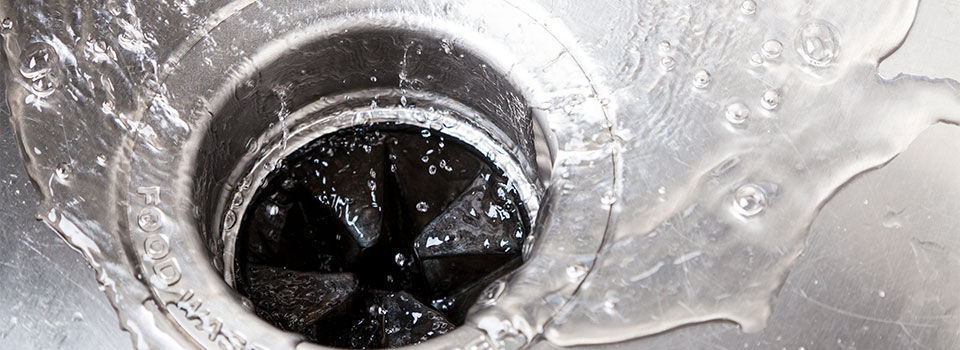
234, 123, 530, 348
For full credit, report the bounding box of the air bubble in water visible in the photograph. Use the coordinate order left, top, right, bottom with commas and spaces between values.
692, 70, 712, 89
603, 297, 619, 315
658, 41, 672, 54
19, 42, 57, 80
796, 20, 840, 67
0, 18, 12, 31
223, 210, 237, 229
416, 201, 429, 212
566, 264, 588, 281
761, 89, 781, 110
601, 189, 617, 205
733, 183, 767, 217
660, 57, 676, 71
481, 280, 506, 303
761, 40, 783, 59
740, 0, 757, 15
55, 162, 71, 180
725, 102, 750, 125
749, 52, 764, 66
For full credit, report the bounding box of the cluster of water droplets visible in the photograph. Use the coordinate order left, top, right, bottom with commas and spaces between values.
479, 0, 960, 347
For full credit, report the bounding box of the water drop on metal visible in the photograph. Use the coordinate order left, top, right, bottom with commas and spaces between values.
566, 264, 588, 281
20, 42, 59, 80
95, 154, 108, 167
733, 183, 768, 217
658, 40, 672, 54
796, 20, 840, 67
749, 52, 765, 66
692, 69, 712, 89
740, 0, 757, 15
761, 89, 781, 110
601, 189, 617, 205
416, 201, 429, 212
223, 210, 237, 229
55, 162, 71, 181
725, 102, 750, 125
761, 40, 783, 59
660, 56, 676, 71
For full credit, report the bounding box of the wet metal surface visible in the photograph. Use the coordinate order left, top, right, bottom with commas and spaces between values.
2, 0, 960, 349
0, 64, 132, 348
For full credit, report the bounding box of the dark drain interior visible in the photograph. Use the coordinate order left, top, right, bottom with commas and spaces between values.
234, 123, 529, 348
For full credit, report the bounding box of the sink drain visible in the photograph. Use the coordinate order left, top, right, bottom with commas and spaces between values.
0, 0, 614, 347
234, 124, 529, 348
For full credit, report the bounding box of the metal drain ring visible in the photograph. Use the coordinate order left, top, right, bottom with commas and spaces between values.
118, 1, 614, 348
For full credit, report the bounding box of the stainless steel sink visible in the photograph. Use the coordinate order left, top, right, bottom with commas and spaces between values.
1, 0, 959, 349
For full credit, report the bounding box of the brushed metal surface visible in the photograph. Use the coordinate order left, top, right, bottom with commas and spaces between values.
1, 0, 959, 349
0, 57, 132, 348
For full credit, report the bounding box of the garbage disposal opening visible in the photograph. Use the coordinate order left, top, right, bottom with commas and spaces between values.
234, 123, 531, 348
189, 28, 549, 348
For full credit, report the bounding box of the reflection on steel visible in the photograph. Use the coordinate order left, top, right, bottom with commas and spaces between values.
1, 0, 959, 349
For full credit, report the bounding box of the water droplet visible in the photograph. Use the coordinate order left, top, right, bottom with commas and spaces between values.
658, 40, 672, 54
749, 52, 765, 66
95, 154, 108, 167
266, 204, 279, 216
19, 42, 57, 80
692, 69, 712, 89
428, 165, 437, 175
725, 102, 751, 125
796, 20, 840, 67
603, 297, 619, 315
566, 264, 588, 281
394, 253, 406, 266
55, 162, 71, 181
71, 312, 84, 322
481, 280, 506, 302
660, 56, 676, 71
601, 189, 617, 205
416, 201, 429, 212
761, 40, 783, 59
657, 186, 668, 195
369, 76, 378, 82
733, 183, 767, 217
421, 129, 431, 137
223, 210, 237, 229
878, 290, 886, 298
761, 89, 781, 110
1, 18, 12, 31
367, 179, 377, 190
29, 75, 59, 97
740, 0, 757, 15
